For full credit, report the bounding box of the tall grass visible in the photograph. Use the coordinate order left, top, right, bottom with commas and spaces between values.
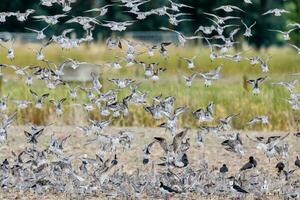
0, 42, 300, 130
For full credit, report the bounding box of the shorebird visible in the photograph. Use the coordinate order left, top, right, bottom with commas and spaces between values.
193, 102, 214, 122
168, 0, 193, 12
13, 100, 32, 109
289, 44, 300, 54
262, 9, 290, 16
84, 4, 116, 16
183, 73, 198, 87
29, 89, 50, 109
272, 80, 298, 92
13, 9, 35, 22
268, 28, 299, 41
221, 133, 244, 155
99, 20, 136, 32
180, 56, 197, 69
220, 164, 228, 173
246, 56, 260, 65
295, 156, 300, 168
142, 141, 155, 165
247, 116, 269, 126
108, 78, 135, 89
213, 5, 245, 13
230, 180, 248, 198
49, 98, 67, 116
0, 12, 14, 23
247, 76, 267, 94
0, 112, 16, 143
240, 156, 257, 171
160, 27, 202, 46
24, 25, 50, 40
24, 127, 44, 146
0, 40, 15, 60
159, 42, 172, 57
241, 20, 256, 37
203, 12, 240, 25
32, 14, 67, 25
166, 12, 193, 26
218, 114, 238, 131
159, 182, 180, 198
194, 25, 215, 35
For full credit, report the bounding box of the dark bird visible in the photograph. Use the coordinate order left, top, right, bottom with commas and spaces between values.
24, 128, 44, 145
295, 156, 300, 168
111, 154, 118, 166
220, 164, 228, 173
275, 162, 285, 173
231, 181, 248, 194
142, 141, 155, 165
159, 182, 180, 195
240, 156, 257, 171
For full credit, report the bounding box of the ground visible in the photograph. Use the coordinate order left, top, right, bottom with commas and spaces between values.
0, 127, 299, 199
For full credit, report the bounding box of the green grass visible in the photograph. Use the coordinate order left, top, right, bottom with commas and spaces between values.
0, 42, 300, 130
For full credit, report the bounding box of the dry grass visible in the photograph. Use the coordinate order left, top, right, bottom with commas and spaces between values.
1, 42, 300, 130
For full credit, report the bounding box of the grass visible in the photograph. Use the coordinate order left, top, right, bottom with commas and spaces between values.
0, 41, 300, 130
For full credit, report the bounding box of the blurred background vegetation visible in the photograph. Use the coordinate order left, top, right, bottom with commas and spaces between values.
0, 0, 300, 48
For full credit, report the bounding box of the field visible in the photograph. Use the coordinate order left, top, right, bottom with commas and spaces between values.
0, 126, 299, 199
0, 42, 300, 131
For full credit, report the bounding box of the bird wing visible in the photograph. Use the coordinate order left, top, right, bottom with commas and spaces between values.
154, 137, 169, 153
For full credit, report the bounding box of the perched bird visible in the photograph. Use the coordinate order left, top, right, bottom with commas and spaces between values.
220, 164, 228, 173
240, 156, 257, 171
159, 182, 180, 195
142, 141, 155, 165
295, 156, 300, 168
230, 181, 248, 194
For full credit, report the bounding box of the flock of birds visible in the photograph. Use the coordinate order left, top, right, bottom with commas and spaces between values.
0, 0, 300, 199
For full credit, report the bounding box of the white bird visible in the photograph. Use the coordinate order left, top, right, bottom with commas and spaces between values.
262, 9, 290, 16
241, 20, 256, 37
49, 98, 67, 116
269, 28, 299, 41
180, 56, 197, 69
84, 4, 116, 16
247, 116, 269, 126
24, 25, 50, 40
258, 56, 272, 73
213, 5, 245, 13
247, 76, 267, 95
244, 0, 252, 4
160, 27, 202, 47
289, 44, 300, 54
183, 73, 198, 87
203, 12, 240, 25
32, 14, 67, 25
